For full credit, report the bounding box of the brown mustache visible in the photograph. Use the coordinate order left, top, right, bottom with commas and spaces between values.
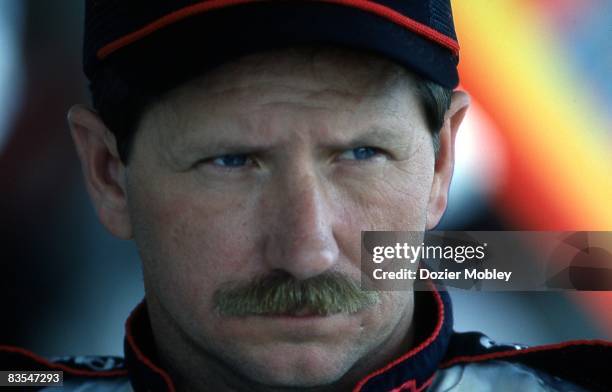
214, 271, 380, 317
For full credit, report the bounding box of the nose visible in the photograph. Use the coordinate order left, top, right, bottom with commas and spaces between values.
262, 169, 340, 280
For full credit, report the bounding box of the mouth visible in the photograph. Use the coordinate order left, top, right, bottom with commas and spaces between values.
222, 306, 360, 337
287, 311, 329, 319
260, 307, 335, 318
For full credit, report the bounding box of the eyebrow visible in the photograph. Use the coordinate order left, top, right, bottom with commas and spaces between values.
169, 124, 413, 161
167, 139, 269, 166
321, 126, 413, 150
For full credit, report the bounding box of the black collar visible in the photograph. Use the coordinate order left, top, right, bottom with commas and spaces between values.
124, 287, 453, 392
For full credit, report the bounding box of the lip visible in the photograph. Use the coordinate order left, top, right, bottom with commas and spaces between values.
256, 307, 355, 322
262, 313, 327, 319
249, 312, 348, 330
275, 308, 326, 318
222, 311, 358, 338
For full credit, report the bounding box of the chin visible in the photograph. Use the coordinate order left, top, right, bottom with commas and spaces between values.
224, 343, 355, 388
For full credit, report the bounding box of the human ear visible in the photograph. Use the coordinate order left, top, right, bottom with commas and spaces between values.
67, 104, 132, 239
426, 91, 470, 229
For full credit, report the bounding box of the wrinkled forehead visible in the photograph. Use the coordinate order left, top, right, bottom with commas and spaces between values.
165, 46, 419, 106
134, 46, 427, 156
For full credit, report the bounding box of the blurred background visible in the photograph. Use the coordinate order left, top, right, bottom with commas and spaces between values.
0, 0, 610, 357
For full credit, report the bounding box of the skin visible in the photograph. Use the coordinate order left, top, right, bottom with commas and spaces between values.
68, 47, 469, 392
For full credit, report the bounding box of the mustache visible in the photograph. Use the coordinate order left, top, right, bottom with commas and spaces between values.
214, 271, 380, 317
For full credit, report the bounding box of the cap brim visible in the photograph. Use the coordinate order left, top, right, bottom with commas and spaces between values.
87, 2, 459, 90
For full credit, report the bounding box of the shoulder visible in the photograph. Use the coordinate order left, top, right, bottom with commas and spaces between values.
432, 360, 590, 391
0, 345, 131, 391
435, 331, 612, 392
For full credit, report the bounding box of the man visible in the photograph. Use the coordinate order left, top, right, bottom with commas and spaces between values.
1, 1, 610, 391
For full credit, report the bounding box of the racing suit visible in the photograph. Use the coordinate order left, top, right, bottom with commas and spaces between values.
1, 288, 610, 391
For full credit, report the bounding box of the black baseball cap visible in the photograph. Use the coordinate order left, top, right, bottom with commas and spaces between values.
83, 0, 460, 90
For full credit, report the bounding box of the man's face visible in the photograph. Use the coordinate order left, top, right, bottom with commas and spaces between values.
123, 48, 442, 387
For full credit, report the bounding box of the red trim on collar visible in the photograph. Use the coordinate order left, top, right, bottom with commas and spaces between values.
440, 339, 612, 368
96, 0, 460, 60
0, 345, 128, 378
125, 284, 447, 392
352, 282, 445, 392
125, 301, 177, 392
389, 373, 435, 392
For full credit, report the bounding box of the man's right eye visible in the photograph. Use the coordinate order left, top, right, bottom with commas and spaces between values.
210, 154, 251, 167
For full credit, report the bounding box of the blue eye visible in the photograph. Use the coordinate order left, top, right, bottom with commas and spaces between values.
211, 154, 250, 167
339, 147, 382, 161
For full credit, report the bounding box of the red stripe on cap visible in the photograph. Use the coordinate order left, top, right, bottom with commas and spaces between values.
96, 0, 460, 60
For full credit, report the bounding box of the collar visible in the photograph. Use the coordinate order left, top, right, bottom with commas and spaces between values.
124, 286, 453, 392
352, 286, 453, 392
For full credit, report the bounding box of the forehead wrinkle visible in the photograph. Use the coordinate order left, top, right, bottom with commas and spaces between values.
180, 48, 415, 107
138, 48, 424, 163
158, 83, 363, 146
153, 84, 421, 161
158, 44, 420, 114
195, 50, 402, 93
180, 80, 377, 113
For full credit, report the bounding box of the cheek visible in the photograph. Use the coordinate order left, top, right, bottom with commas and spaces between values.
366, 291, 412, 327
328, 162, 433, 285
129, 181, 261, 315
334, 162, 434, 232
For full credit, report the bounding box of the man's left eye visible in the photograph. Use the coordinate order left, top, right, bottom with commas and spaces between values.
338, 147, 384, 161
210, 154, 252, 167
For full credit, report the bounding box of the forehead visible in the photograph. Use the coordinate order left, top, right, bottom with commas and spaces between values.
138, 47, 426, 148
158, 46, 420, 105
189, 46, 415, 94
